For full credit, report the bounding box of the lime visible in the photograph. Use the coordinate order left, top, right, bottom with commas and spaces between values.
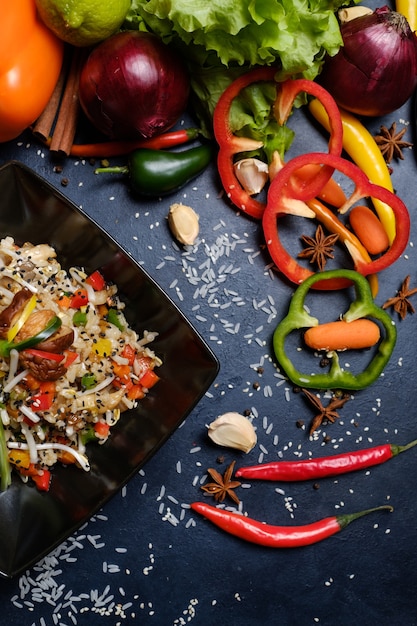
35, 0, 131, 47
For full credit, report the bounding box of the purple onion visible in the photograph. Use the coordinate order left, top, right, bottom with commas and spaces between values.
79, 31, 190, 139
319, 6, 417, 116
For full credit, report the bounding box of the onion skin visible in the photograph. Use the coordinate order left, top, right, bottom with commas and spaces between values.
79, 31, 190, 140
319, 6, 417, 116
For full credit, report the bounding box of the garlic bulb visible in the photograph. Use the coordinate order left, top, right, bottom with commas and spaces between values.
207, 412, 257, 453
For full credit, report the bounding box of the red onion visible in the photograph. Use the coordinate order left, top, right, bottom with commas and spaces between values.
319, 6, 417, 116
79, 31, 190, 139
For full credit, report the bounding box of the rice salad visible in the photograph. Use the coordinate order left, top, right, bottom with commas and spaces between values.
0, 237, 161, 492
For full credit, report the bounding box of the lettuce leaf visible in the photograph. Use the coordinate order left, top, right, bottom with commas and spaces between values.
126, 0, 351, 73
188, 66, 295, 162
125, 0, 355, 157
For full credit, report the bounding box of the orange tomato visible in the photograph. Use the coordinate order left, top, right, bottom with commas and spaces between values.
0, 0, 64, 142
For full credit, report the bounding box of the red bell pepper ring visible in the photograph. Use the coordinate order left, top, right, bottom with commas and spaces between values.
273, 79, 343, 201
213, 67, 276, 220
213, 70, 343, 220
263, 152, 410, 290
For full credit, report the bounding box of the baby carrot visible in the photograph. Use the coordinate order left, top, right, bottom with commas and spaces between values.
349, 205, 390, 255
269, 153, 347, 208
304, 319, 380, 351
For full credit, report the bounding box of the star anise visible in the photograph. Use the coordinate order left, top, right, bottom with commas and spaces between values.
374, 122, 413, 164
201, 460, 241, 504
382, 275, 417, 320
302, 388, 350, 436
298, 225, 339, 272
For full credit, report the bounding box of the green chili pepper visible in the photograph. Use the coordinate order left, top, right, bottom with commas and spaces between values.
273, 269, 396, 390
73, 310, 87, 327
81, 373, 97, 390
107, 308, 124, 331
0, 315, 62, 357
94, 145, 212, 196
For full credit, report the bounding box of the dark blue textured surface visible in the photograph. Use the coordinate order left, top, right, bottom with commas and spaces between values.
0, 6, 417, 625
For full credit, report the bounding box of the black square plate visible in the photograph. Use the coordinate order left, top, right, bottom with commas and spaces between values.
0, 160, 219, 578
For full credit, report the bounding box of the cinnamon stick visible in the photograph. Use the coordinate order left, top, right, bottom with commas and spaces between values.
32, 60, 68, 141
50, 47, 86, 156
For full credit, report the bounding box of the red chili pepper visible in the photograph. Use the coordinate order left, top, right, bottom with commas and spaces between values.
41, 128, 202, 158
85, 270, 106, 291
263, 151, 410, 290
213, 70, 343, 220
236, 438, 417, 481
191, 502, 392, 547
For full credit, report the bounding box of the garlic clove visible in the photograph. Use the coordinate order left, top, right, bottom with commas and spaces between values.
168, 203, 199, 245
207, 412, 257, 453
233, 158, 269, 195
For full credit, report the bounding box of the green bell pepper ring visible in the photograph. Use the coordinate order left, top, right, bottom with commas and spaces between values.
0, 315, 62, 358
273, 269, 396, 390
94, 145, 212, 196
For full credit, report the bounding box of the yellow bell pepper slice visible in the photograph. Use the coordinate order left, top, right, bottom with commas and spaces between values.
93, 338, 112, 357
